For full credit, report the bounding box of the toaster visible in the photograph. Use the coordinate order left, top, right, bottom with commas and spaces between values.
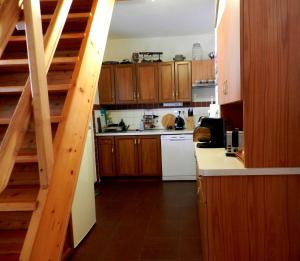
225, 129, 244, 156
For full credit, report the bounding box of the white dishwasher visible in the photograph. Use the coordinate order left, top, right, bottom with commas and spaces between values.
161, 134, 196, 181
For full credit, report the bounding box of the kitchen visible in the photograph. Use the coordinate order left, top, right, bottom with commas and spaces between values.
70, 0, 300, 260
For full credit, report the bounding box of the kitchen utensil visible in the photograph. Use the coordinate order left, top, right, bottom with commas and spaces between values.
186, 117, 194, 130
161, 114, 176, 129
188, 108, 193, 117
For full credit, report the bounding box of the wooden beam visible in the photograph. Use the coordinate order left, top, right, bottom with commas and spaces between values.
0, 0, 20, 58
20, 0, 74, 260
29, 0, 115, 260
24, 0, 59, 188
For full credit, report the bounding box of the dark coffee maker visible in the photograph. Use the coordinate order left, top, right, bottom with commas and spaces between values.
194, 117, 224, 148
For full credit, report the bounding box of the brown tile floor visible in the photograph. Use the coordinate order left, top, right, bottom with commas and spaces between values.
70, 181, 201, 261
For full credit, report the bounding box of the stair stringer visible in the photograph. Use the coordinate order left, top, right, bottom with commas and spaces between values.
27, 0, 115, 260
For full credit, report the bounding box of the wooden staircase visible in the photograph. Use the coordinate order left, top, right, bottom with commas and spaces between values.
0, 0, 114, 260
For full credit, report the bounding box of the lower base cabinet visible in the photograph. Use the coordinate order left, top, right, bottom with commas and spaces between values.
98, 135, 161, 177
196, 175, 300, 261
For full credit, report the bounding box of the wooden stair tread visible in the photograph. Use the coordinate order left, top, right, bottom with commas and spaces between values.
41, 12, 90, 21
0, 56, 78, 67
9, 32, 85, 42
0, 84, 70, 94
0, 230, 26, 254
15, 155, 38, 163
0, 115, 63, 125
0, 186, 39, 211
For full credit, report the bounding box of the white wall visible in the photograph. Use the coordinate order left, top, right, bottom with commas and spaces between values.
103, 33, 215, 62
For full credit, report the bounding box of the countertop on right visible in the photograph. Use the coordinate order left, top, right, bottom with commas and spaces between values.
195, 146, 300, 177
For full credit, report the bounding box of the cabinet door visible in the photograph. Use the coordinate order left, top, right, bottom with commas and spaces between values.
115, 136, 138, 176
138, 135, 161, 177
136, 64, 158, 103
98, 137, 115, 177
98, 65, 115, 104
158, 62, 176, 102
192, 60, 215, 82
217, 0, 241, 104
175, 61, 192, 101
197, 177, 208, 261
115, 64, 137, 104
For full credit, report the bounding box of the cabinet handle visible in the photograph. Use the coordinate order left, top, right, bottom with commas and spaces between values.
176, 89, 179, 97
134, 139, 137, 145
133, 91, 136, 100
222, 80, 228, 95
172, 90, 175, 98
138, 138, 140, 145
137, 91, 140, 100
112, 147, 114, 153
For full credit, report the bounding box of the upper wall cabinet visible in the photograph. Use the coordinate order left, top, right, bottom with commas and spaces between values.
217, 0, 241, 105
158, 61, 192, 103
136, 63, 158, 104
192, 60, 215, 82
98, 65, 115, 105
158, 62, 176, 102
115, 64, 137, 104
175, 61, 192, 102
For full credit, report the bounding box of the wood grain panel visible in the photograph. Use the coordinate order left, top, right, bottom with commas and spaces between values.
158, 62, 175, 102
136, 64, 158, 104
192, 60, 215, 82
287, 176, 300, 261
98, 137, 115, 177
264, 176, 289, 261
138, 135, 161, 177
243, 0, 300, 167
115, 64, 136, 104
115, 136, 138, 176
200, 175, 300, 261
175, 61, 191, 102
217, 0, 241, 105
98, 65, 115, 105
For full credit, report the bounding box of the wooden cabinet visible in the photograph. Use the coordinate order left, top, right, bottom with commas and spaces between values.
98, 137, 115, 177
98, 65, 115, 105
115, 136, 138, 176
192, 60, 215, 82
100, 62, 193, 105
175, 61, 192, 101
138, 136, 161, 176
158, 62, 176, 102
136, 64, 158, 103
97, 135, 162, 177
217, 0, 241, 105
217, 0, 300, 167
197, 174, 300, 261
158, 61, 192, 102
115, 64, 136, 104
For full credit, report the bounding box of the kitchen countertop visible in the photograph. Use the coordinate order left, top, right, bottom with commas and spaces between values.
96, 129, 193, 137
195, 146, 300, 176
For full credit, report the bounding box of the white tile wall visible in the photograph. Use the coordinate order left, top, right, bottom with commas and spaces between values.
104, 107, 209, 130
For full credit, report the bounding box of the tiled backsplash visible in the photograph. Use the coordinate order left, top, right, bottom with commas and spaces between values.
100, 107, 209, 130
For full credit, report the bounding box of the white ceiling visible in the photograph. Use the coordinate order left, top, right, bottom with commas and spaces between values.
109, 0, 216, 39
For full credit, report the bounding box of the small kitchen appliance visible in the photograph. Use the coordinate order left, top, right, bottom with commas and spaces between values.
195, 117, 224, 148
143, 114, 158, 129
225, 129, 244, 156
174, 111, 185, 130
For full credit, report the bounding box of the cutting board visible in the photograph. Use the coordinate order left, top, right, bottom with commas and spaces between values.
161, 114, 176, 129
